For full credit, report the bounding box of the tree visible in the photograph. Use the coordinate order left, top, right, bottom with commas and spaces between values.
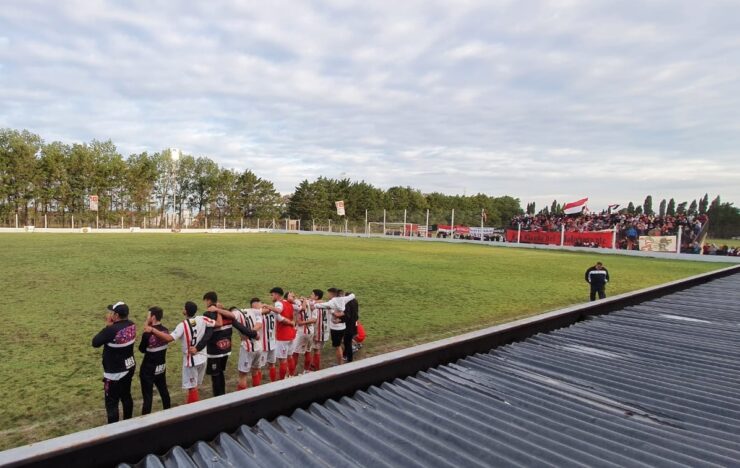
0, 129, 42, 223
666, 198, 676, 216
676, 201, 687, 214
659, 199, 667, 217
550, 200, 558, 214
699, 193, 709, 214
688, 200, 698, 215
643, 195, 653, 215
627, 201, 635, 214
635, 205, 643, 215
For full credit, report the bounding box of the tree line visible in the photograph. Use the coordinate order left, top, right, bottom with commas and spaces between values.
525, 194, 739, 238
0, 129, 522, 228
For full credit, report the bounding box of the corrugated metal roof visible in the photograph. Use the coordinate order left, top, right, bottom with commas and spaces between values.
126, 273, 740, 468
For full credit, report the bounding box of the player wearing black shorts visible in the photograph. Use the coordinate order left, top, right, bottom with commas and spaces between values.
138, 306, 171, 414
203, 291, 232, 396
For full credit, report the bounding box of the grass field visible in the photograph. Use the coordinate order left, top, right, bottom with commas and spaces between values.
0, 233, 729, 450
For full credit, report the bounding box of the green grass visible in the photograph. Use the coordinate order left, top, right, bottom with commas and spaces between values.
0, 233, 729, 450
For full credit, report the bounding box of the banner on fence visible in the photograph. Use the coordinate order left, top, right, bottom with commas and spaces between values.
638, 235, 677, 253
505, 229, 614, 248
335, 200, 345, 216
89, 195, 99, 212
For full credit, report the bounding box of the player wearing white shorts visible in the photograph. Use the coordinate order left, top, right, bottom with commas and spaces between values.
314, 289, 355, 366
262, 288, 296, 381
233, 301, 264, 389
259, 295, 279, 382
145, 301, 214, 404
309, 289, 328, 370
292, 294, 317, 374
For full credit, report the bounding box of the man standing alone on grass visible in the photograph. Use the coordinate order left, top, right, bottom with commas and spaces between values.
92, 301, 136, 424
145, 302, 214, 404
138, 306, 171, 414
585, 262, 610, 301
203, 291, 232, 396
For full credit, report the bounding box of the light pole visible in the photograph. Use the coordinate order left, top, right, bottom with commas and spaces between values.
169, 148, 181, 228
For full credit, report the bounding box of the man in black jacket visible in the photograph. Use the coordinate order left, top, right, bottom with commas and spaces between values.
92, 301, 137, 423
138, 306, 171, 415
343, 292, 359, 363
585, 262, 610, 301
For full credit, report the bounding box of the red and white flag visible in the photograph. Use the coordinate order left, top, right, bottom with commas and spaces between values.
563, 197, 588, 215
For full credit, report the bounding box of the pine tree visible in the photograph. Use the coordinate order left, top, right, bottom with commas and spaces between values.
699, 193, 709, 214
627, 201, 635, 214
550, 200, 558, 214
643, 195, 653, 215
659, 199, 667, 217
666, 198, 676, 216
688, 200, 698, 215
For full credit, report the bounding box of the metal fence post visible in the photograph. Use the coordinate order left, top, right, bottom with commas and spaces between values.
517, 223, 521, 243
365, 209, 368, 236
451, 209, 455, 240
425, 209, 430, 238
612, 226, 617, 250
480, 208, 484, 242
382, 209, 386, 235
403, 209, 408, 239
560, 224, 565, 246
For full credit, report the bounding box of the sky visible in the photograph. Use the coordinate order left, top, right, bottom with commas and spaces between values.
1, 0, 739, 210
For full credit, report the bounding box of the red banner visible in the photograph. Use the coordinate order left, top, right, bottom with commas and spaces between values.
506, 229, 614, 248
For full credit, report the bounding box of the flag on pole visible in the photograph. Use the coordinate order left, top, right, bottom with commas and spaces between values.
607, 204, 620, 213
89, 195, 99, 212
335, 200, 345, 216
482, 209, 488, 222
562, 197, 588, 215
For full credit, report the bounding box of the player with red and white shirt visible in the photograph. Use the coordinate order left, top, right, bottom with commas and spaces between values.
145, 301, 214, 404
261, 287, 295, 381
309, 289, 328, 370
292, 294, 317, 374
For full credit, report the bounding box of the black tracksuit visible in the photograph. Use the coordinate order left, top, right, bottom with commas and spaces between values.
585, 266, 610, 301
92, 320, 137, 423
138, 324, 171, 415
343, 298, 359, 362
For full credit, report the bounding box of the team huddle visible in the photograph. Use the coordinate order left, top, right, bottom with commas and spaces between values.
92, 287, 363, 424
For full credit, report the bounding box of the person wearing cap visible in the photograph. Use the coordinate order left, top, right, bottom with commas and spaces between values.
92, 301, 137, 424
145, 301, 214, 404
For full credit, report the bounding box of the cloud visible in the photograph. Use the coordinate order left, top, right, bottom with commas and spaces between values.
1, 0, 739, 210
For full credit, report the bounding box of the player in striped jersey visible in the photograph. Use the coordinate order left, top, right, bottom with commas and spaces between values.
292, 294, 318, 374
308, 289, 328, 370
145, 301, 214, 404
259, 294, 279, 382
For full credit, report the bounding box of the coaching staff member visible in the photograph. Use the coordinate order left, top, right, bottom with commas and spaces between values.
585, 262, 610, 301
92, 301, 136, 423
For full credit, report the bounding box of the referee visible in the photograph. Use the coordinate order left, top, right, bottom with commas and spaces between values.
585, 262, 610, 301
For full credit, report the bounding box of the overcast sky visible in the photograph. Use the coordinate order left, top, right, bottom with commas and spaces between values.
2, 1, 739, 209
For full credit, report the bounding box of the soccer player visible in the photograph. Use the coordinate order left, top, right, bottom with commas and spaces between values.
585, 262, 610, 301
261, 287, 295, 380
206, 302, 261, 390
138, 306, 171, 415
92, 301, 136, 423
314, 289, 355, 366
309, 289, 328, 370
202, 291, 232, 396
292, 294, 317, 374
145, 301, 213, 404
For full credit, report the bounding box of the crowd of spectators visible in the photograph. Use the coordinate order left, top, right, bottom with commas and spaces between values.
508, 211, 738, 255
